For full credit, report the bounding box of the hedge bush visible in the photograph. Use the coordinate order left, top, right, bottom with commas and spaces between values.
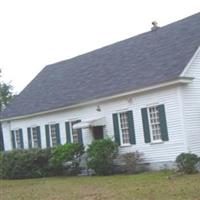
0, 148, 52, 179
176, 153, 200, 174
0, 143, 85, 179
86, 138, 118, 175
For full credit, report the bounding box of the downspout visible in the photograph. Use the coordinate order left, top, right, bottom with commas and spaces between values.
7, 120, 12, 150
177, 86, 189, 152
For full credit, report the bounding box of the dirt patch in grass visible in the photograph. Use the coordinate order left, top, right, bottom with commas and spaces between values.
1, 171, 200, 200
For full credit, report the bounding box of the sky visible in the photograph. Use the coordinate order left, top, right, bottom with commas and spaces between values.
0, 0, 199, 93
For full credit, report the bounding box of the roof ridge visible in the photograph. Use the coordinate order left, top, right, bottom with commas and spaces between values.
1, 12, 200, 119
45, 12, 200, 69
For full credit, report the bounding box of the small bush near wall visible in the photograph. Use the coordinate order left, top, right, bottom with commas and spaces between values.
117, 151, 144, 174
86, 138, 118, 175
0, 148, 52, 179
176, 153, 200, 174
50, 143, 84, 175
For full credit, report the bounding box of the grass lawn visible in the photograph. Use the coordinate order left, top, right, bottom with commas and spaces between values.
0, 171, 200, 200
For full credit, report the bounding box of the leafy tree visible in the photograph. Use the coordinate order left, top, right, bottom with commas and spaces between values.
0, 69, 14, 112
0, 69, 15, 151
0, 123, 3, 151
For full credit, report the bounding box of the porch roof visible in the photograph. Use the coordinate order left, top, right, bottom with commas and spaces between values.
73, 117, 106, 129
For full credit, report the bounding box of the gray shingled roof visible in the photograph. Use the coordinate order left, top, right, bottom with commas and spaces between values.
1, 13, 200, 119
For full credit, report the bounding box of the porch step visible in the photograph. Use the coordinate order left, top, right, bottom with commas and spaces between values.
78, 153, 95, 176
78, 168, 95, 176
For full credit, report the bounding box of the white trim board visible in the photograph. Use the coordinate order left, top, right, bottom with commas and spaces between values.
180, 46, 200, 77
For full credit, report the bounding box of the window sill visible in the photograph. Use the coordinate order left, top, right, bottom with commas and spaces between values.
150, 140, 163, 145
120, 144, 132, 148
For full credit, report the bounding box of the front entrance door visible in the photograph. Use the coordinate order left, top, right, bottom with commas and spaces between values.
92, 126, 104, 140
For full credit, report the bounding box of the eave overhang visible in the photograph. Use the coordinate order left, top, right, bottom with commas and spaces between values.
0, 76, 193, 122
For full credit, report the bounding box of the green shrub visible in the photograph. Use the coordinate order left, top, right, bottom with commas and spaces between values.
176, 153, 200, 174
0, 153, 3, 177
0, 148, 52, 179
0, 144, 85, 179
50, 143, 84, 175
119, 151, 144, 173
86, 138, 118, 175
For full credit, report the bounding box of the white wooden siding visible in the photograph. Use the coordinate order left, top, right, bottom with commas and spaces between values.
2, 85, 186, 164
181, 48, 200, 156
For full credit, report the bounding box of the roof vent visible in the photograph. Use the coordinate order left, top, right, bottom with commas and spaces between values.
151, 21, 159, 31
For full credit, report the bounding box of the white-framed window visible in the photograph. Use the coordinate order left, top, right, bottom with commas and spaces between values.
15, 129, 21, 149
147, 106, 162, 142
71, 121, 79, 143
11, 129, 23, 149
31, 127, 39, 148
27, 126, 41, 148
45, 123, 60, 147
50, 124, 57, 147
119, 112, 130, 145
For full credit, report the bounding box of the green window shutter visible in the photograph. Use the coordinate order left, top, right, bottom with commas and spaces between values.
112, 113, 121, 145
55, 123, 61, 145
77, 120, 83, 144
158, 104, 169, 141
78, 128, 83, 144
27, 128, 32, 148
11, 130, 16, 149
127, 111, 136, 144
45, 125, 50, 147
65, 122, 71, 143
141, 108, 151, 143
36, 126, 42, 148
19, 129, 24, 149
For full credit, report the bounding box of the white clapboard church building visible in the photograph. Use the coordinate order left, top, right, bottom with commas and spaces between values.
1, 13, 200, 169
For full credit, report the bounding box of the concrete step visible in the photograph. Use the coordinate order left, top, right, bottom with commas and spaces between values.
78, 168, 95, 176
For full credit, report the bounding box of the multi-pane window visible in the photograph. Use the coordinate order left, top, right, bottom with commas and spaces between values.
15, 130, 21, 149
28, 126, 40, 148
45, 123, 60, 147
71, 121, 79, 143
11, 129, 23, 149
50, 124, 57, 147
148, 106, 162, 141
119, 112, 130, 144
32, 127, 39, 148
